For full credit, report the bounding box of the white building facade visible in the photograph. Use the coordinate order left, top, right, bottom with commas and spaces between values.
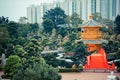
27, 0, 120, 24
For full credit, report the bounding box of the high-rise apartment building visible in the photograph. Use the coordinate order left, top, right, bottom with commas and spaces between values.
112, 0, 120, 20
27, 0, 120, 24
116, 0, 120, 15
27, 6, 33, 23
100, 0, 106, 18
105, 0, 120, 20
27, 2, 57, 25
91, 0, 96, 13
106, 0, 111, 20
118, 0, 120, 14
27, 5, 37, 23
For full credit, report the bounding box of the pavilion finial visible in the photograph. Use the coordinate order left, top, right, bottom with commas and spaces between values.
89, 15, 93, 21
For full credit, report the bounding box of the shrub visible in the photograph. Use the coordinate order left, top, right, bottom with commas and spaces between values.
117, 67, 120, 72
12, 57, 61, 80
2, 55, 21, 79
0, 66, 3, 71
58, 68, 83, 72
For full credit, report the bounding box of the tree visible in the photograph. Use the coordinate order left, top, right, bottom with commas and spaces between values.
17, 37, 27, 45
42, 19, 54, 33
29, 23, 39, 33
70, 12, 83, 27
102, 40, 120, 54
51, 28, 56, 38
57, 27, 68, 37
24, 38, 42, 57
41, 38, 50, 48
14, 45, 27, 58
2, 55, 22, 79
5, 43, 14, 57
43, 53, 59, 67
43, 7, 66, 29
64, 15, 72, 33
114, 15, 120, 34
70, 41, 96, 66
7, 21, 19, 38
0, 16, 9, 25
104, 19, 114, 35
0, 27, 9, 56
62, 41, 74, 52
19, 17, 27, 24
69, 33, 78, 42
65, 15, 70, 25
92, 13, 115, 35
17, 23, 30, 37
92, 12, 102, 22
12, 57, 61, 80
0, 27, 9, 45
64, 15, 71, 27
49, 29, 58, 49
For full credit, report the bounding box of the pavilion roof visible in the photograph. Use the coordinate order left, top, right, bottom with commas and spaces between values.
79, 16, 104, 28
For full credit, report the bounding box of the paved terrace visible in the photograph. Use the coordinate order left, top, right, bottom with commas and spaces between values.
59, 72, 120, 80
1, 71, 120, 80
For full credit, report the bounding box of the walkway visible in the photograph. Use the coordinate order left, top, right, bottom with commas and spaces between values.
59, 72, 120, 80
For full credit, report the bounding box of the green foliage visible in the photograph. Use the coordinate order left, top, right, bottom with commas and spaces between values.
29, 23, 39, 33
70, 12, 83, 27
17, 37, 27, 45
19, 17, 27, 24
117, 67, 120, 72
74, 42, 88, 56
102, 40, 120, 63
114, 15, 120, 34
14, 45, 27, 58
43, 53, 59, 67
116, 77, 120, 80
17, 24, 28, 37
0, 16, 9, 25
7, 21, 19, 38
0, 31, 8, 54
42, 18, 54, 33
0, 27, 9, 44
43, 7, 66, 29
0, 12, 120, 80
103, 41, 120, 54
2, 55, 21, 79
69, 33, 77, 41
21, 57, 46, 69
71, 41, 96, 65
58, 68, 83, 72
17, 23, 36, 37
61, 33, 79, 53
24, 38, 42, 57
92, 12, 102, 22
64, 15, 71, 28
92, 12, 114, 35
103, 19, 114, 35
62, 41, 74, 52
99, 27, 108, 33
4, 43, 14, 57
13, 57, 61, 80
41, 37, 50, 47
57, 27, 67, 37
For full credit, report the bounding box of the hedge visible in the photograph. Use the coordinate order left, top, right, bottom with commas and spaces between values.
117, 67, 120, 72
58, 68, 83, 72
